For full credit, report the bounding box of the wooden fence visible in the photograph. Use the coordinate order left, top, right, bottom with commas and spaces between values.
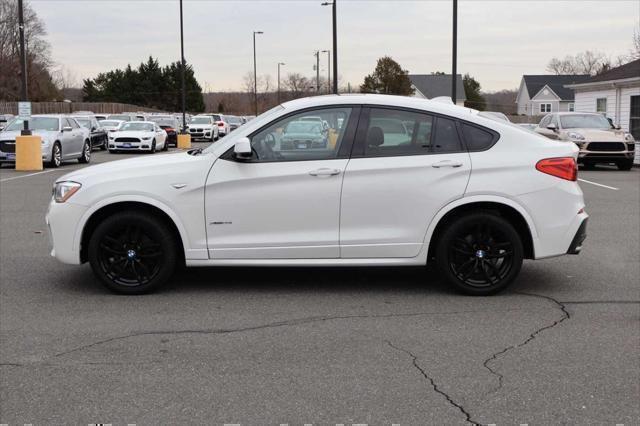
0, 102, 164, 115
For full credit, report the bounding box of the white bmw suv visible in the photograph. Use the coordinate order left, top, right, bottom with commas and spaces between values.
46, 95, 588, 295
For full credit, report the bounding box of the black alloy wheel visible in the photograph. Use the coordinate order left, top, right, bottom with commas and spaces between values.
436, 212, 523, 295
88, 211, 177, 294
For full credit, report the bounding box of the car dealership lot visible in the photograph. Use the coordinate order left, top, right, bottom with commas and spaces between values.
0, 152, 638, 424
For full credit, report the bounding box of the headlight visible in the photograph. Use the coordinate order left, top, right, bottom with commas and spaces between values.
108, 135, 115, 140
624, 133, 635, 142
141, 137, 152, 140
567, 132, 585, 141
53, 181, 82, 203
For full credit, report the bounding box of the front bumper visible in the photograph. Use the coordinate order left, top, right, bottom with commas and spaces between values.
45, 199, 88, 264
567, 217, 588, 254
0, 143, 50, 162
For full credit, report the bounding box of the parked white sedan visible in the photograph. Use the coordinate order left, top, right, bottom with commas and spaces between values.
47, 94, 587, 295
107, 121, 167, 153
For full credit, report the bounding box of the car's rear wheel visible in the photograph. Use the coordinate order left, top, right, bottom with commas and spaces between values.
47, 142, 62, 168
88, 211, 177, 294
436, 212, 523, 296
79, 140, 91, 163
617, 159, 633, 171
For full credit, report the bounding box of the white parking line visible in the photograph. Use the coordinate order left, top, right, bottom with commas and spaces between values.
0, 169, 56, 182
578, 178, 619, 191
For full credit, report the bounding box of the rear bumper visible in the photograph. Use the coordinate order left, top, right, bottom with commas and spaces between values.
567, 217, 588, 254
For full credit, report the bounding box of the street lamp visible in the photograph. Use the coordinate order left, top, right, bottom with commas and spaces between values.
321, 50, 330, 94
179, 0, 187, 133
277, 62, 285, 104
321, 0, 338, 94
253, 31, 263, 116
17, 0, 30, 135
451, 0, 458, 103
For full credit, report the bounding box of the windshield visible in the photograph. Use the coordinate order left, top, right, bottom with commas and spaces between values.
108, 115, 131, 121
190, 117, 212, 124
120, 122, 154, 131
285, 121, 322, 134
202, 105, 285, 154
5, 117, 59, 131
100, 120, 121, 127
228, 116, 242, 124
560, 114, 612, 129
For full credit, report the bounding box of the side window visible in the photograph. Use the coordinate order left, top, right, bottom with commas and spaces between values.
363, 108, 434, 157
431, 117, 462, 153
248, 107, 353, 162
69, 119, 79, 129
461, 123, 497, 151
62, 118, 72, 129
550, 115, 559, 128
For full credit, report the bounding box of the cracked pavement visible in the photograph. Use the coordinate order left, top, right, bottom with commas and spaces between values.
1, 153, 639, 425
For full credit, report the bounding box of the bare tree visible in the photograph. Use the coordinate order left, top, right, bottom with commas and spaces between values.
546, 50, 612, 75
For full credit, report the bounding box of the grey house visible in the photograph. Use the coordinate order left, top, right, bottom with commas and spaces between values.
409, 74, 466, 106
516, 75, 590, 116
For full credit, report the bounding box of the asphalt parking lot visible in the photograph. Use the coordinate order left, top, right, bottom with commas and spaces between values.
0, 150, 638, 425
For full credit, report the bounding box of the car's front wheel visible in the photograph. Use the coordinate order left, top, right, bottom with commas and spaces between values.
79, 140, 91, 163
47, 142, 62, 168
617, 159, 634, 171
436, 212, 523, 296
88, 211, 178, 294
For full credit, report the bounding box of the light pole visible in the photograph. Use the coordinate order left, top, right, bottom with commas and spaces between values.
277, 62, 285, 104
314, 50, 320, 92
253, 31, 263, 116
321, 0, 337, 94
451, 0, 458, 103
17, 0, 30, 135
179, 0, 186, 133
321, 50, 330, 93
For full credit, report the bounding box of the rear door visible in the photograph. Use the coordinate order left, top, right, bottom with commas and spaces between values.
339, 107, 472, 258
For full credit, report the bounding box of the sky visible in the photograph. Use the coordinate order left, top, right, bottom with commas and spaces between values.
31, 0, 640, 93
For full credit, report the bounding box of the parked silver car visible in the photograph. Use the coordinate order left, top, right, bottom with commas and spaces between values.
0, 115, 91, 167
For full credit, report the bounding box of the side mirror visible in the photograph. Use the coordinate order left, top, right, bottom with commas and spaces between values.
234, 137, 252, 159
546, 123, 558, 132
91, 127, 97, 132
62, 126, 72, 132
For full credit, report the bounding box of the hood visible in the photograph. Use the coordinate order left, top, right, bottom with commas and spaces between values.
0, 129, 59, 141
110, 130, 155, 138
58, 151, 213, 184
561, 128, 627, 142
282, 132, 324, 140
189, 123, 214, 129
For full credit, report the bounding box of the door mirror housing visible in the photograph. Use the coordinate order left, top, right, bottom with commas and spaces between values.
234, 137, 252, 159
62, 126, 72, 132
546, 123, 558, 132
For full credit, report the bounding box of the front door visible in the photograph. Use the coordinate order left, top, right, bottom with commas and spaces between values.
339, 107, 472, 258
205, 106, 358, 259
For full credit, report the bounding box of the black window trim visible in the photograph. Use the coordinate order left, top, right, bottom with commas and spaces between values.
351, 105, 499, 158
221, 104, 362, 163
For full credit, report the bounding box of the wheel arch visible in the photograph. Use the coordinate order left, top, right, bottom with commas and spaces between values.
77, 199, 187, 265
425, 197, 537, 263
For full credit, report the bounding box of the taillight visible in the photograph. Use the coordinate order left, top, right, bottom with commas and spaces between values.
217, 122, 224, 127
536, 157, 577, 181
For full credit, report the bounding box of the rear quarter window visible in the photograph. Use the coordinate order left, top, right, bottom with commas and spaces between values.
460, 123, 498, 151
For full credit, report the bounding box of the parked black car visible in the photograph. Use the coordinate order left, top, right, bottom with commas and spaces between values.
73, 115, 107, 150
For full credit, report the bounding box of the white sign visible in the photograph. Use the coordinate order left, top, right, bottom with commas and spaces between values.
18, 101, 31, 119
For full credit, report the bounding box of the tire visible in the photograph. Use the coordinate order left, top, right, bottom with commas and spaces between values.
436, 212, 523, 296
47, 142, 62, 168
162, 139, 168, 151
99, 138, 107, 150
88, 211, 178, 294
150, 140, 156, 154
617, 159, 633, 171
78, 140, 91, 163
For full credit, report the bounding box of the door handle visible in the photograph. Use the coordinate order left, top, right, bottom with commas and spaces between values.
309, 168, 341, 177
432, 160, 463, 168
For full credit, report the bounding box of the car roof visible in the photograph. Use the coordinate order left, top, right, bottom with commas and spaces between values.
281, 94, 478, 121
552, 112, 602, 116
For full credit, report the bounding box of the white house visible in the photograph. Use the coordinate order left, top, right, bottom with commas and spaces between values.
565, 59, 640, 165
516, 75, 590, 116
409, 74, 466, 106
